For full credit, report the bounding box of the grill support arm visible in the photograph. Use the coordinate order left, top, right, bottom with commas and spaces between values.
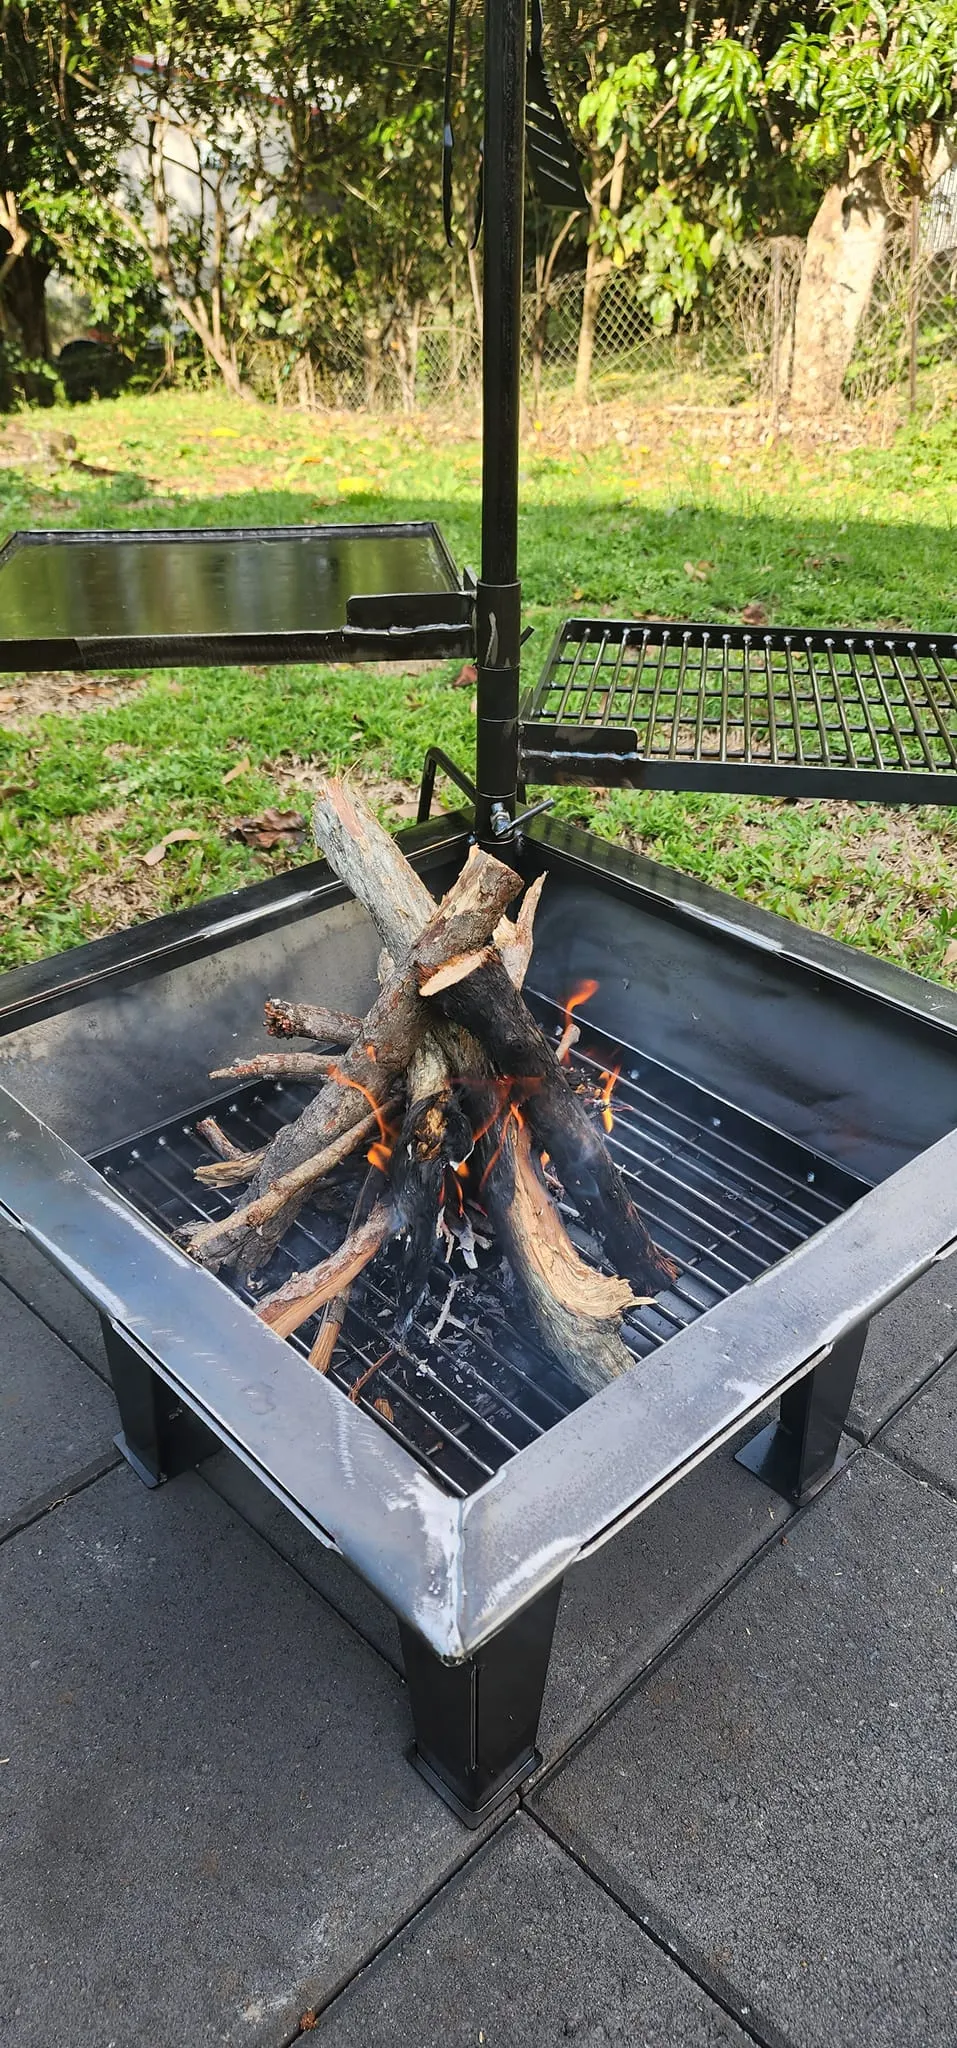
474, 0, 527, 845
735, 1324, 867, 1504
399, 1578, 562, 1825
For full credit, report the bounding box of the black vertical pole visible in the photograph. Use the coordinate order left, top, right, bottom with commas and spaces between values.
475, 0, 527, 845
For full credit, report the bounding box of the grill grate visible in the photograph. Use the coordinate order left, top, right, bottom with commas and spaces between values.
92, 995, 869, 1497
521, 617, 957, 798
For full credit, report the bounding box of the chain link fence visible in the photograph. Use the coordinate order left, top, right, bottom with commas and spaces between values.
237, 211, 957, 416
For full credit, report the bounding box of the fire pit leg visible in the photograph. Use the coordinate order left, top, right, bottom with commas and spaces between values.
398, 1580, 562, 1826
735, 1324, 867, 1505
101, 1317, 218, 1488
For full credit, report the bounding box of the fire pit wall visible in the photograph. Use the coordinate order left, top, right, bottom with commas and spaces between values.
3, 819, 954, 1181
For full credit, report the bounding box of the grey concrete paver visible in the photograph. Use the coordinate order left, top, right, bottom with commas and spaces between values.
0, 1221, 108, 1378
317, 1814, 752, 2046
880, 1352, 957, 1496
540, 1432, 790, 1754
849, 1260, 957, 1438
0, 1280, 116, 1530
534, 1453, 957, 2048
0, 1464, 491, 2048
205, 1434, 791, 1758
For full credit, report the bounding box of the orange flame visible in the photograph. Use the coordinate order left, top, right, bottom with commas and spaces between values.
478, 1101, 524, 1194
329, 1064, 393, 1171
598, 1064, 620, 1134
470, 1078, 514, 1148
558, 979, 599, 1063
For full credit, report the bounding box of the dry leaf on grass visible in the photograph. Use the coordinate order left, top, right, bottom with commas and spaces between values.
943, 940, 957, 969
142, 827, 202, 867
229, 807, 306, 850
222, 755, 252, 786
741, 600, 769, 626
450, 662, 477, 689
684, 559, 713, 582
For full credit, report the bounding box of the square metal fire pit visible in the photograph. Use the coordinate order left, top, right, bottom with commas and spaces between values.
1, 814, 956, 1822
3, 0, 956, 1829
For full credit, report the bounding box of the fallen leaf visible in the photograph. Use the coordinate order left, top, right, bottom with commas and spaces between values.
229, 807, 306, 850
0, 690, 17, 710
741, 601, 769, 626
222, 755, 252, 786
943, 940, 957, 968
373, 1396, 395, 1423
0, 783, 29, 800
450, 662, 477, 689
299, 2013, 318, 2032
683, 559, 712, 582
142, 828, 202, 867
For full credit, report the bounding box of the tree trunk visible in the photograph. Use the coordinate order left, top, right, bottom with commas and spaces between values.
573, 139, 627, 404
789, 165, 892, 412
574, 234, 605, 403
0, 246, 50, 359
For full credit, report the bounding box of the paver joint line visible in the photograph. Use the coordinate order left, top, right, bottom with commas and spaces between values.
526, 1808, 792, 2048
0, 1449, 122, 1550
869, 1436, 957, 1510
846, 1324, 957, 1448
524, 1453, 855, 1803
279, 1805, 518, 2032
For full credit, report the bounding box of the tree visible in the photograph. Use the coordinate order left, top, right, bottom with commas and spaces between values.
0, 0, 144, 376
547, 1, 815, 401
575, 1, 957, 409
769, 3, 957, 408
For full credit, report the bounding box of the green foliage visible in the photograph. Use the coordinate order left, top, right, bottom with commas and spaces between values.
768, 3, 957, 176
0, 0, 145, 348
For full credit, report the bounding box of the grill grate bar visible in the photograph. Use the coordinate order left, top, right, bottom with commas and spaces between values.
523, 618, 957, 792
565, 1039, 844, 1230
92, 1001, 868, 1496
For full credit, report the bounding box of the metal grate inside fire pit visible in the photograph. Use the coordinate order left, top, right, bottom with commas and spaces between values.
521, 617, 957, 798
92, 995, 869, 1497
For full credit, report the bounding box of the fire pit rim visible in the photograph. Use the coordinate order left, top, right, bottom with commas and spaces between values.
3, 811, 957, 1662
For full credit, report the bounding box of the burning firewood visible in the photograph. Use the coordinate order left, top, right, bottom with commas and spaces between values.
183, 838, 520, 1275
184, 777, 674, 1400
415, 942, 674, 1298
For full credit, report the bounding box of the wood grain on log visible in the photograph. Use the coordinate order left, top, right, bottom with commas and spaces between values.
482, 1120, 640, 1397
209, 1052, 335, 1085
182, 1100, 394, 1271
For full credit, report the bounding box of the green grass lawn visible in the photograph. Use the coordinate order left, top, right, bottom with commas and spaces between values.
2, 386, 956, 983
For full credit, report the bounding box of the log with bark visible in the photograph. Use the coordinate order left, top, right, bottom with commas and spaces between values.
183, 776, 675, 1402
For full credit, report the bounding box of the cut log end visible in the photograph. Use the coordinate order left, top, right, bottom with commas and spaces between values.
264, 998, 362, 1045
